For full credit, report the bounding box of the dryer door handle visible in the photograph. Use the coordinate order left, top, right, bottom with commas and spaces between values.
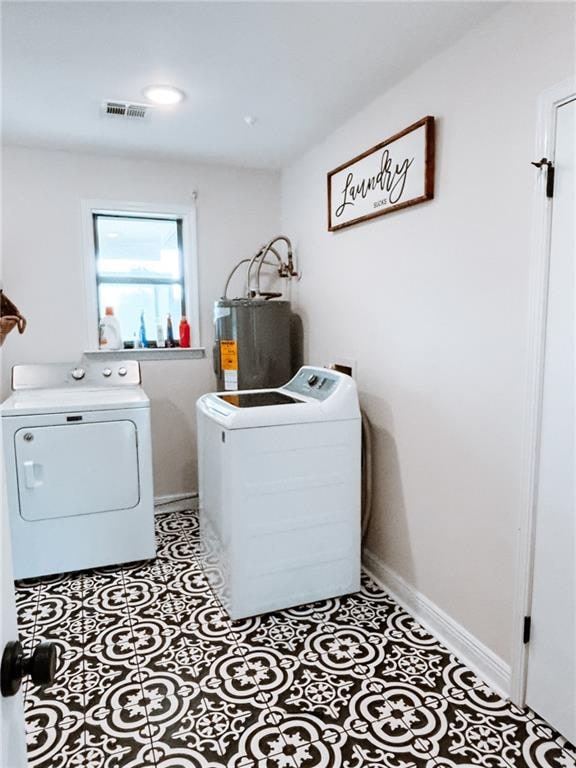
23, 461, 43, 489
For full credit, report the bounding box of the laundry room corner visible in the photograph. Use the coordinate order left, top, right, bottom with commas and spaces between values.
2, 2, 575, 765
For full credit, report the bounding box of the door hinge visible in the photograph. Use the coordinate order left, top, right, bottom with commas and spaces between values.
523, 616, 532, 644
531, 157, 555, 198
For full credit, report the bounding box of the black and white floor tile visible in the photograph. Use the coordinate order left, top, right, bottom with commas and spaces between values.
15, 506, 576, 768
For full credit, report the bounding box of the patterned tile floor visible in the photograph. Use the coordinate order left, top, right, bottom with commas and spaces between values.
15, 507, 576, 768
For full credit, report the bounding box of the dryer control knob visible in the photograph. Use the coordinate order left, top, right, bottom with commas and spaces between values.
307, 374, 319, 386
102, 368, 112, 377
118, 367, 128, 377
71, 368, 86, 381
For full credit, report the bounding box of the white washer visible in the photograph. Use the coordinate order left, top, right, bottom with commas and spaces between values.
196, 365, 361, 619
1, 361, 156, 579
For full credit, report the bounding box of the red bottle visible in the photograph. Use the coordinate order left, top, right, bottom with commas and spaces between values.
179, 316, 191, 348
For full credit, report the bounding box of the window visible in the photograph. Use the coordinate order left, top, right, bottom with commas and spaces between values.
84, 202, 198, 350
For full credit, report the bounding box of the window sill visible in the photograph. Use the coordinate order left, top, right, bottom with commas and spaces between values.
84, 347, 206, 362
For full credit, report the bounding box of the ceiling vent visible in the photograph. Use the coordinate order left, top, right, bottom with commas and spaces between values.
102, 101, 150, 120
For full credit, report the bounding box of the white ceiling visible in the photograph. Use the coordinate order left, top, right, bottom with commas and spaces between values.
2, 1, 501, 169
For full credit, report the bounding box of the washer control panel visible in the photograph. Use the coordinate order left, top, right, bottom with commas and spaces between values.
284, 368, 339, 401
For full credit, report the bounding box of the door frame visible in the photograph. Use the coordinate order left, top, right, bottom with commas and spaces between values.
510, 77, 576, 706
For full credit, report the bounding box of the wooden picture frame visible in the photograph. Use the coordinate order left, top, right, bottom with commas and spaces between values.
327, 116, 435, 231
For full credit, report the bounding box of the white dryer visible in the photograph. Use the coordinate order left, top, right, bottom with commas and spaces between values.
196, 366, 361, 619
1, 360, 156, 579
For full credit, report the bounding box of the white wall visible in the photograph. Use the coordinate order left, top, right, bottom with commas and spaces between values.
281, 2, 575, 665
1, 147, 280, 496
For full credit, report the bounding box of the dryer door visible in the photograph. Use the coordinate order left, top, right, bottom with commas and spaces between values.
15, 420, 140, 521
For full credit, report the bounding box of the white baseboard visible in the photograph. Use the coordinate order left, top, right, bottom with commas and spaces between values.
154, 492, 198, 514
363, 548, 511, 699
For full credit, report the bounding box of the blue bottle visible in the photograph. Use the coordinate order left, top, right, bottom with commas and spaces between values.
166, 313, 174, 347
139, 312, 148, 348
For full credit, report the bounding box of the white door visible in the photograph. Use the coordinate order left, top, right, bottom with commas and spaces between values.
0, 423, 29, 767
526, 97, 576, 744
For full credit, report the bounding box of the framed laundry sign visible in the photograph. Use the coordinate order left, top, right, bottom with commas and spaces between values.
327, 116, 435, 231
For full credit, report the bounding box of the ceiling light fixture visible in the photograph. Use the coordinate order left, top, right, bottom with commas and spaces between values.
244, 115, 258, 126
143, 85, 185, 106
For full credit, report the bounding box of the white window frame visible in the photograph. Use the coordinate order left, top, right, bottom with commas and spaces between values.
81, 199, 200, 351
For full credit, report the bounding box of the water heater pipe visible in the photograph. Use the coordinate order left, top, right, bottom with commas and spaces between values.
250, 246, 284, 297
222, 256, 281, 300
223, 236, 297, 300
248, 235, 297, 298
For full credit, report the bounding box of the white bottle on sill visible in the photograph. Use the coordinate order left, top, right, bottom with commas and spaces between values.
156, 320, 165, 348
99, 306, 123, 350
